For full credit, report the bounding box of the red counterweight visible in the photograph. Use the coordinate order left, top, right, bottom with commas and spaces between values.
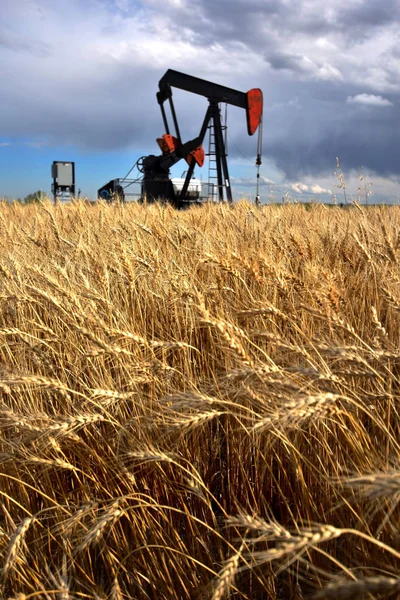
157, 134, 179, 154
186, 146, 205, 167
246, 88, 263, 136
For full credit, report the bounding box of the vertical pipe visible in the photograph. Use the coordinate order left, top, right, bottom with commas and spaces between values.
213, 106, 232, 202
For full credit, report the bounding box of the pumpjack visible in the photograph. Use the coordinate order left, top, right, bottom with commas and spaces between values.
98, 70, 263, 207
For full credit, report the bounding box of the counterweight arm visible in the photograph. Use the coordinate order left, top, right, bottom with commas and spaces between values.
157, 69, 263, 137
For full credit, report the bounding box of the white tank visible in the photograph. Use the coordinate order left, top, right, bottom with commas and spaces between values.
171, 178, 201, 200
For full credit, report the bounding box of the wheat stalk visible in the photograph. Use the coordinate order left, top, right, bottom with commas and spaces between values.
316, 576, 400, 599
3, 517, 36, 580
212, 538, 246, 600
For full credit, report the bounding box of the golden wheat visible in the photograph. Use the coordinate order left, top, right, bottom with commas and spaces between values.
1, 199, 400, 598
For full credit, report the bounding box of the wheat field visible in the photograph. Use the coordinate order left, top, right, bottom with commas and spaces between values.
0, 198, 400, 599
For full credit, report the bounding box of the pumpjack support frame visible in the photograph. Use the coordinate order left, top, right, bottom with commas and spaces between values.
97, 70, 263, 207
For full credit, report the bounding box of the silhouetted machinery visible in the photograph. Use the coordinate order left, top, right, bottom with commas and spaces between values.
98, 70, 263, 207
52, 161, 75, 202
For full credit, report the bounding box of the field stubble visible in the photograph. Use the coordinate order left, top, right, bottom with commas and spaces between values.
0, 199, 400, 598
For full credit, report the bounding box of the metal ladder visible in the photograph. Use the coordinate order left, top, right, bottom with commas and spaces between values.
206, 121, 217, 202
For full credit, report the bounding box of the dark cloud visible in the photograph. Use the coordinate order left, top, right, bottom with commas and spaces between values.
1, 0, 400, 196
0, 27, 52, 57
149, 0, 400, 47
266, 53, 318, 76
340, 0, 400, 30
265, 102, 400, 179
0, 61, 160, 151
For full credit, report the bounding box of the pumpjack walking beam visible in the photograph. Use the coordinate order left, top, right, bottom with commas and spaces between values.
158, 70, 261, 122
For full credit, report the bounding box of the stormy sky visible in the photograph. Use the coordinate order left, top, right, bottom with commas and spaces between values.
1, 0, 400, 202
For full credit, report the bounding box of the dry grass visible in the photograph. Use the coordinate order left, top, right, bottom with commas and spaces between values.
1, 198, 400, 598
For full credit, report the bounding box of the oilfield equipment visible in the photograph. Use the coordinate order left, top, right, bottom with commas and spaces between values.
97, 69, 263, 207
51, 161, 76, 202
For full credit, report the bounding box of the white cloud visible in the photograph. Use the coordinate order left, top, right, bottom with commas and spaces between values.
314, 63, 343, 82
290, 182, 309, 194
0, 142, 11, 147
271, 96, 302, 110
346, 93, 393, 107
260, 176, 275, 185
231, 176, 274, 186
310, 184, 331, 194
286, 183, 332, 196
